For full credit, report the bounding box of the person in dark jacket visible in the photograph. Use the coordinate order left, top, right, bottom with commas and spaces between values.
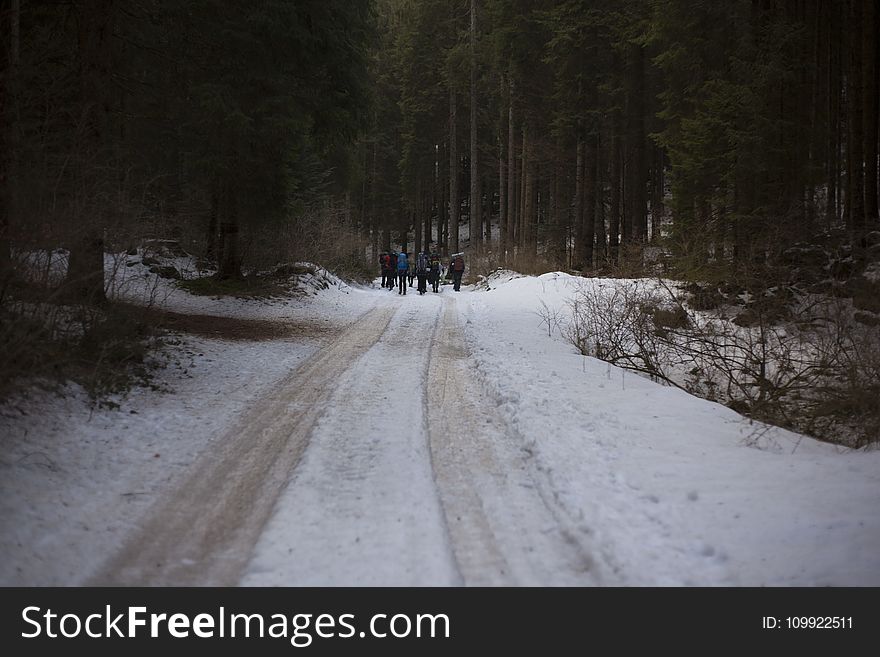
379, 252, 390, 288
415, 251, 429, 295
428, 249, 442, 293
397, 251, 409, 295
449, 253, 464, 291
388, 252, 398, 290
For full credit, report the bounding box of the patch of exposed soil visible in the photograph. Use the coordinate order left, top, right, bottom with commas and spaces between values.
121, 304, 334, 342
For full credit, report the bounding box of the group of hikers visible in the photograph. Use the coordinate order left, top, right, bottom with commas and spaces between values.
378, 245, 465, 296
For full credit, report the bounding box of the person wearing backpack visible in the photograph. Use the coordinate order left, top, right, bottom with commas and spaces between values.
379, 252, 390, 288
415, 251, 429, 295
396, 251, 409, 295
388, 252, 398, 290
428, 248, 442, 293
449, 253, 465, 291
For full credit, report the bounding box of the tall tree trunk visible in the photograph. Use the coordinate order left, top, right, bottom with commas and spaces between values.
0, 0, 20, 282
583, 132, 598, 272
485, 171, 492, 244
438, 140, 447, 253
523, 130, 536, 259
836, 18, 844, 225
832, 0, 846, 226
550, 142, 566, 268
863, 0, 879, 224
650, 145, 664, 241
443, 190, 450, 251
609, 129, 621, 264
573, 133, 585, 269
65, 0, 115, 303
449, 89, 459, 254
627, 43, 648, 244
205, 183, 218, 261
595, 150, 607, 266
847, 0, 865, 236
469, 0, 480, 253
346, 190, 359, 262
507, 87, 516, 258
499, 84, 507, 262
414, 202, 422, 256
806, 0, 822, 229
422, 170, 437, 250
400, 200, 409, 254
369, 141, 378, 266
519, 126, 528, 250
499, 155, 507, 256
825, 0, 838, 226
217, 182, 240, 279
217, 222, 240, 280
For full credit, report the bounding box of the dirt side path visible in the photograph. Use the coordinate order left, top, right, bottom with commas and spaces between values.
89, 305, 396, 586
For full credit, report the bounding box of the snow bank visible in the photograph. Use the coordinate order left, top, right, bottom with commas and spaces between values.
460, 272, 880, 585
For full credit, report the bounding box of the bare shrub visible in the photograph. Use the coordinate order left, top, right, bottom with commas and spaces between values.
0, 288, 162, 402
563, 277, 880, 447
243, 206, 372, 283
562, 279, 678, 386
504, 250, 559, 277
600, 243, 668, 279
536, 300, 564, 338
2, 239, 168, 402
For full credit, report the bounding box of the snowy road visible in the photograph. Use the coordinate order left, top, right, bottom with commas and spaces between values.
427, 299, 595, 585
7, 273, 878, 586
92, 305, 399, 585
91, 291, 596, 586
242, 293, 597, 585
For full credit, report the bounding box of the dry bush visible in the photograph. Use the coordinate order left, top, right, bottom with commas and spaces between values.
0, 288, 163, 402
241, 207, 372, 283
2, 218, 168, 402
468, 247, 560, 286
599, 243, 668, 279
503, 250, 559, 277
562, 279, 679, 386
562, 277, 880, 447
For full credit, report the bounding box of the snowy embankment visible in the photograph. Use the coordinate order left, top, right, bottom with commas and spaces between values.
461, 271, 880, 585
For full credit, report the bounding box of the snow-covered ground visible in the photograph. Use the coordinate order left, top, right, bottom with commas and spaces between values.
2, 267, 878, 586
0, 263, 379, 585
461, 271, 880, 585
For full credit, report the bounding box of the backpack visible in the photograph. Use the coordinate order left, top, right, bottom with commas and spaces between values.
453, 256, 464, 272
397, 252, 408, 270
430, 254, 440, 270
416, 253, 428, 274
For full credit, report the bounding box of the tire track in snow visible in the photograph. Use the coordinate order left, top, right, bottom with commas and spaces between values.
241, 297, 460, 586
89, 304, 397, 586
427, 299, 597, 585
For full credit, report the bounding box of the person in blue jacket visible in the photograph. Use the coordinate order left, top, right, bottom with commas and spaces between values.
396, 251, 409, 295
